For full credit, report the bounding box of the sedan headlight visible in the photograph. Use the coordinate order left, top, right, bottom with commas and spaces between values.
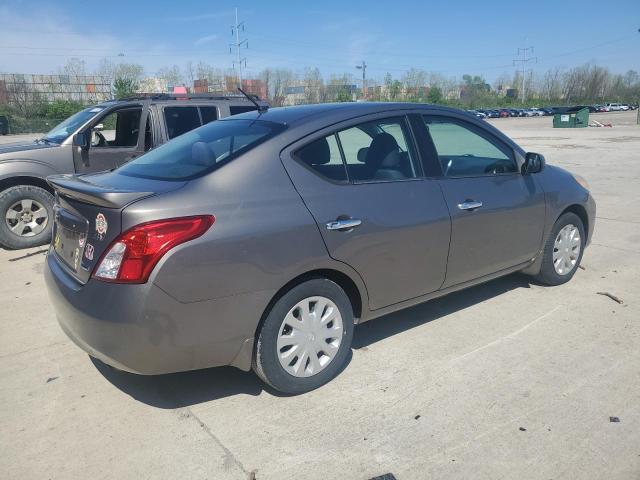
573, 174, 590, 191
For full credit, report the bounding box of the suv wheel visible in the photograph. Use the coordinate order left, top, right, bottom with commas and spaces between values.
253, 279, 354, 394
534, 212, 585, 286
0, 185, 54, 249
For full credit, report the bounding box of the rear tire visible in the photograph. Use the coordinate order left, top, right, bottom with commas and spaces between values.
0, 185, 54, 250
534, 212, 585, 286
253, 279, 354, 394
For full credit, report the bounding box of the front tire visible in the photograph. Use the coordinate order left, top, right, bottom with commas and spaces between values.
535, 212, 585, 286
0, 185, 54, 250
253, 279, 354, 394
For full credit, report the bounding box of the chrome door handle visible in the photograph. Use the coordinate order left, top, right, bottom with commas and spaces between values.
326, 218, 362, 231
457, 200, 483, 211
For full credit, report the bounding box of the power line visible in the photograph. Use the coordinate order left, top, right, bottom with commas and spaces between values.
355, 61, 367, 98
513, 46, 537, 102
229, 7, 248, 84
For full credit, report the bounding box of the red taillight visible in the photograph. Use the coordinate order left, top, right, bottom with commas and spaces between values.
92, 215, 214, 284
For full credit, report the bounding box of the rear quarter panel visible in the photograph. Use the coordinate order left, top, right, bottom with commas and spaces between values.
122, 140, 368, 312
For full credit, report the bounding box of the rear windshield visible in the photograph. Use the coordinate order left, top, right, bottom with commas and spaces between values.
116, 119, 285, 180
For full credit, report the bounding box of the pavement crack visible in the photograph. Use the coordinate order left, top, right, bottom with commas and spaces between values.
182, 407, 250, 476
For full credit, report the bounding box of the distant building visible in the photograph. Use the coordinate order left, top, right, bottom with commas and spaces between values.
0, 73, 111, 105
241, 79, 267, 99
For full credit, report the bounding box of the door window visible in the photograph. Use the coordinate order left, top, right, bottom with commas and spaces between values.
91, 107, 141, 148
164, 106, 201, 139
337, 117, 418, 182
296, 134, 347, 182
423, 116, 517, 177
199, 106, 218, 124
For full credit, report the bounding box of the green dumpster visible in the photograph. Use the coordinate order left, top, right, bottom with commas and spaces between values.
553, 107, 589, 128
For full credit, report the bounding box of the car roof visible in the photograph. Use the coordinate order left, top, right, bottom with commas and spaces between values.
221, 102, 463, 126
92, 96, 261, 109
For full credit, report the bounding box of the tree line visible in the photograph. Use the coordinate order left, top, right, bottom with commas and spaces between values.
2, 57, 639, 123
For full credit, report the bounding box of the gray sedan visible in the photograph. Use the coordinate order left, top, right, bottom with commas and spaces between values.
44, 103, 595, 394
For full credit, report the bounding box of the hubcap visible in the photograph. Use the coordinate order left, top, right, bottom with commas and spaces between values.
5, 198, 48, 238
277, 296, 344, 378
552, 224, 581, 275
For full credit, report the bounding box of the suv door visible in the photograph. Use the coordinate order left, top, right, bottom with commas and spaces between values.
74, 105, 146, 173
281, 114, 450, 310
420, 114, 545, 287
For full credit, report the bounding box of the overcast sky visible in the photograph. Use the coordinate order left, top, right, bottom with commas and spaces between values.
0, 0, 638, 82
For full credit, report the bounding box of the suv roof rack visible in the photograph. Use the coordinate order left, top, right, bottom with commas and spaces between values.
118, 93, 262, 102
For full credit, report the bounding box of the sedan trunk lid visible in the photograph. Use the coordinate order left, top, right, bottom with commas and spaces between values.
47, 171, 187, 284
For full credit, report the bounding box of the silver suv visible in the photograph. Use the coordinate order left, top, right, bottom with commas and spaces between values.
0, 94, 267, 249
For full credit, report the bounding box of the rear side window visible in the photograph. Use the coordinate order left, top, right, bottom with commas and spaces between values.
295, 116, 419, 183
200, 106, 218, 124
296, 134, 347, 182
117, 119, 286, 180
230, 105, 258, 116
165, 107, 201, 139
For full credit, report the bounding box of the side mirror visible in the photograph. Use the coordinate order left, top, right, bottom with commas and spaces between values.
73, 132, 89, 149
93, 123, 104, 131
522, 152, 545, 174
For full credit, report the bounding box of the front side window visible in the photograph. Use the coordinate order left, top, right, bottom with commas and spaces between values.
92, 107, 142, 148
423, 116, 517, 177
165, 106, 201, 139
117, 119, 285, 180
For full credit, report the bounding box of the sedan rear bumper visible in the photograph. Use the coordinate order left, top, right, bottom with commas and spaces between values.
44, 252, 273, 374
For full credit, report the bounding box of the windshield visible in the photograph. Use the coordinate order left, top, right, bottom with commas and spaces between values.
116, 119, 286, 181
43, 106, 105, 144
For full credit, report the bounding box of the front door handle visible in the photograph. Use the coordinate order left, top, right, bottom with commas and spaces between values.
326, 218, 362, 231
458, 200, 483, 211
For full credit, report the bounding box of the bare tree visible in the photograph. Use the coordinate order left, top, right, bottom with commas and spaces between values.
60, 58, 87, 77
156, 65, 183, 87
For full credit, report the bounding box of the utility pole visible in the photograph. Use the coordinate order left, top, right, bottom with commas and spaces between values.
230, 7, 247, 87
356, 61, 367, 99
513, 47, 537, 103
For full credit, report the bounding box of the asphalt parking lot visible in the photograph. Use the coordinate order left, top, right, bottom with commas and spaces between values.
1, 111, 639, 480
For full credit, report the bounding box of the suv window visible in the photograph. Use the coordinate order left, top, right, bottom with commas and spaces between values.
117, 119, 286, 180
165, 106, 201, 139
423, 116, 517, 177
337, 117, 418, 182
230, 105, 258, 116
200, 106, 218, 124
92, 107, 141, 148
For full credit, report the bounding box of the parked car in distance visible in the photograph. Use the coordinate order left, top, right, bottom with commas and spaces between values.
499, 109, 511, 118
0, 93, 268, 250
44, 102, 596, 394
606, 103, 623, 111
467, 109, 486, 119
619, 104, 630, 111
575, 105, 599, 113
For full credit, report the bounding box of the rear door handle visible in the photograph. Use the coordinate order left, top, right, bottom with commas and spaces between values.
457, 200, 483, 211
326, 218, 362, 231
